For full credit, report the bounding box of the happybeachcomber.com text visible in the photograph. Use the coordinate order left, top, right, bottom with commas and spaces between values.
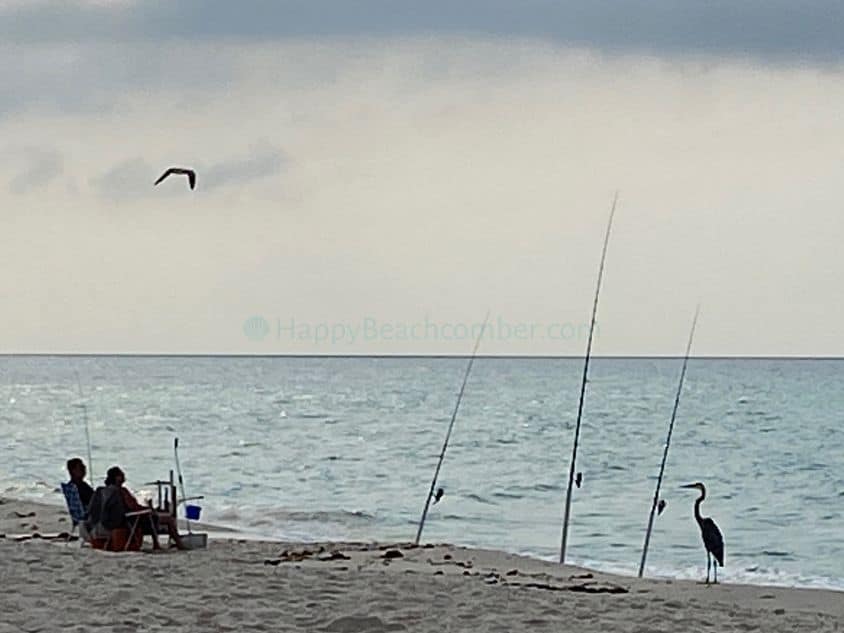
242, 315, 595, 346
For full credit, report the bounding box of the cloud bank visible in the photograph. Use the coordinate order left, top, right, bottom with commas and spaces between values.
1, 40, 842, 354
1, 5, 842, 354
2, 0, 843, 63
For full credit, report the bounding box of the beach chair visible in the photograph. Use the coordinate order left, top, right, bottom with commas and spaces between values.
116, 509, 153, 551
86, 485, 153, 552
60, 482, 90, 546
89, 509, 152, 552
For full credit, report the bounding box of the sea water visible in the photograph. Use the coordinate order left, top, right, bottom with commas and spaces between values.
1, 355, 841, 589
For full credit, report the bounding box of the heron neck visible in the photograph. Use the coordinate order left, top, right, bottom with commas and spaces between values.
694, 490, 706, 523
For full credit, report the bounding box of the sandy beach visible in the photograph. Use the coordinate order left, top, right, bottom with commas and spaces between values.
1, 498, 841, 632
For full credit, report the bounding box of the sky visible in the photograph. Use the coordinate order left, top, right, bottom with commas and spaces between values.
1, 1, 842, 355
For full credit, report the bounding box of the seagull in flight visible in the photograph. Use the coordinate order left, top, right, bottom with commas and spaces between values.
154, 167, 197, 190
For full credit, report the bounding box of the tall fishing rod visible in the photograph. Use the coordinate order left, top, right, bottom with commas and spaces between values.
74, 370, 94, 477
638, 306, 700, 578
414, 311, 490, 546
559, 191, 619, 564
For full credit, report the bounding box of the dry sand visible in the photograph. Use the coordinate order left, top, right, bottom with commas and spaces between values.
1, 497, 841, 632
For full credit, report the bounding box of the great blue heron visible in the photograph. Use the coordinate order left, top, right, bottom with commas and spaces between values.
154, 167, 197, 190
681, 482, 724, 584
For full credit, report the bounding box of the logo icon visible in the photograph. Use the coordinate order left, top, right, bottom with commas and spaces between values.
243, 316, 270, 341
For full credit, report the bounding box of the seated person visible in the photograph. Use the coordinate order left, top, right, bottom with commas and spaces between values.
104, 466, 186, 551
66, 457, 94, 510
86, 478, 135, 550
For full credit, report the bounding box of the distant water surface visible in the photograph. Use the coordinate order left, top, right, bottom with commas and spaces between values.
1, 356, 841, 589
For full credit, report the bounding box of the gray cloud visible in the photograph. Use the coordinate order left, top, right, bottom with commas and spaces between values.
0, 40, 241, 117
89, 145, 285, 199
3, 2, 842, 120
89, 157, 155, 200
5, 148, 63, 194
203, 145, 286, 191
3, 1, 844, 62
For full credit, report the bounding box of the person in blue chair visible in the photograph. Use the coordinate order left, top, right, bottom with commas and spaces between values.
66, 458, 94, 510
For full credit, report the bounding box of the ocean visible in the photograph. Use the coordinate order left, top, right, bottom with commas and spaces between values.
1, 355, 841, 589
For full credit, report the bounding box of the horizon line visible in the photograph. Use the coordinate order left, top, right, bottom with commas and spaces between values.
0, 352, 843, 361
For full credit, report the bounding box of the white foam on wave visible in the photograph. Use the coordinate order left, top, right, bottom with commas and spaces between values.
1, 480, 56, 499
527, 553, 844, 592
203, 502, 378, 543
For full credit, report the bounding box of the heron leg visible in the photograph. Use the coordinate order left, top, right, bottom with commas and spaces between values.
705, 553, 711, 584
713, 560, 718, 584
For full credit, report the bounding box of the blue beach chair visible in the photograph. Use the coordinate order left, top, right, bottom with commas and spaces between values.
60, 482, 90, 545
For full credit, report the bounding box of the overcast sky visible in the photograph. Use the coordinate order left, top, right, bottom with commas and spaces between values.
1, 1, 842, 355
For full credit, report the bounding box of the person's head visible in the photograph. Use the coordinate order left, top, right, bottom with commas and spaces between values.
105, 466, 125, 487
66, 458, 87, 481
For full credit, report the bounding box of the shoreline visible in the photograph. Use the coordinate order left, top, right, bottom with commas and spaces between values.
3, 495, 842, 593
0, 494, 242, 540
2, 497, 843, 632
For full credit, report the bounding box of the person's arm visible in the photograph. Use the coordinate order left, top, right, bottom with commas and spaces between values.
120, 488, 147, 513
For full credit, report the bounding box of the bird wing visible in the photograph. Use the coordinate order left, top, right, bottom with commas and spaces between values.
153, 168, 176, 186
702, 518, 725, 566
154, 167, 197, 189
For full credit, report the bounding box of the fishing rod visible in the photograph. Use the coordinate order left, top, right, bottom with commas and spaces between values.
75, 370, 94, 477
174, 437, 192, 535
414, 311, 490, 546
638, 306, 700, 578
559, 191, 619, 564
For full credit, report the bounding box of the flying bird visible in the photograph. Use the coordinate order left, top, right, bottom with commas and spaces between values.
154, 167, 197, 190
433, 487, 444, 504
681, 482, 724, 584
657, 499, 667, 516
575, 472, 583, 488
